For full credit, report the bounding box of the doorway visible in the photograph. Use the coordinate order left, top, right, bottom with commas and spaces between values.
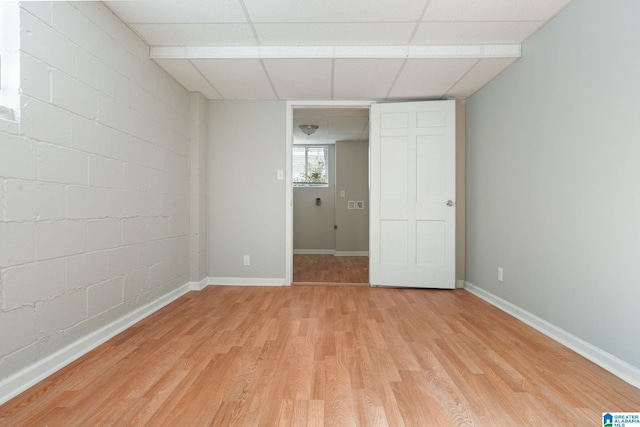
285, 100, 461, 289
288, 104, 372, 285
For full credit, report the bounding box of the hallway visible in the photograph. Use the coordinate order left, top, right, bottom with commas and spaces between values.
293, 254, 368, 284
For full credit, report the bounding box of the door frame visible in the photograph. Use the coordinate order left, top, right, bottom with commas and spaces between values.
285, 100, 374, 285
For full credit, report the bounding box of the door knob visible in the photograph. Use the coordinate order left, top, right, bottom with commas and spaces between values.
446, 200, 455, 207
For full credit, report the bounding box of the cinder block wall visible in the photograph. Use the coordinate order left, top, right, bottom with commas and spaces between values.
0, 2, 194, 381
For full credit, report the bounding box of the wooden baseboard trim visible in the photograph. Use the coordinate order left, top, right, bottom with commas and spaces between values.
464, 281, 640, 388
0, 282, 194, 406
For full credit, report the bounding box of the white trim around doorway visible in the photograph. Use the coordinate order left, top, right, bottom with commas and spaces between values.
285, 100, 374, 285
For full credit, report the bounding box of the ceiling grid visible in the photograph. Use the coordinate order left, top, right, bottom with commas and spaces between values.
106, 0, 573, 101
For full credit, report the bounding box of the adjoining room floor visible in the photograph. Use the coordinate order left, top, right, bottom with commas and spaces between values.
2, 285, 639, 426
293, 254, 368, 284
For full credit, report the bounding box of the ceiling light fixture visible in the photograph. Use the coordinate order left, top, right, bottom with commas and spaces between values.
299, 125, 319, 136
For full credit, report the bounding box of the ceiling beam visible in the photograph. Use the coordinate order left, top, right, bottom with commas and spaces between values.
151, 44, 521, 60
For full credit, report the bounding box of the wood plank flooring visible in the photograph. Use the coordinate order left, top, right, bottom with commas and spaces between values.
2, 286, 639, 426
293, 254, 368, 284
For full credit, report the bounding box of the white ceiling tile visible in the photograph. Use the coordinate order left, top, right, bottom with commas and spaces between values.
243, 0, 428, 23
255, 23, 415, 46
132, 24, 257, 46
293, 108, 369, 143
154, 59, 222, 99
446, 57, 518, 98
107, 0, 570, 101
192, 59, 276, 99
327, 116, 368, 135
424, 0, 572, 22
388, 58, 478, 99
333, 59, 404, 100
262, 59, 333, 100
105, 0, 247, 24
412, 21, 543, 45
293, 116, 327, 129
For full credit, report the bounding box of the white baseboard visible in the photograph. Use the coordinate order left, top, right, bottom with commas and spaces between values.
464, 281, 640, 389
208, 277, 288, 286
189, 277, 209, 291
334, 251, 369, 257
0, 281, 197, 406
293, 249, 369, 257
456, 279, 465, 289
293, 249, 335, 255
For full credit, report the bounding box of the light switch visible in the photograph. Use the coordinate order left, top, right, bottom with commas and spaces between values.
340, 190, 345, 197
277, 170, 284, 180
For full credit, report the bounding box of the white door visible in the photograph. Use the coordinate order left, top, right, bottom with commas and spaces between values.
370, 100, 456, 289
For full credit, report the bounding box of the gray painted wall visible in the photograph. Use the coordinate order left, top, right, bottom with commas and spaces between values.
335, 140, 369, 253
466, 0, 640, 368
209, 101, 286, 280
293, 145, 336, 251
189, 93, 209, 282
293, 140, 370, 253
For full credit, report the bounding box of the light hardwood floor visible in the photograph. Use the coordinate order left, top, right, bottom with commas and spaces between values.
1, 286, 639, 426
293, 254, 369, 284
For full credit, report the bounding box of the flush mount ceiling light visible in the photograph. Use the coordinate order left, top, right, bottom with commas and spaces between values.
299, 125, 319, 136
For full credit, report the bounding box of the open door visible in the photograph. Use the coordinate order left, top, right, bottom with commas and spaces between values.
370, 100, 456, 289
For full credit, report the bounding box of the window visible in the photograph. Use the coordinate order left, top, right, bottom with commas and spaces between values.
0, 1, 20, 121
293, 145, 328, 186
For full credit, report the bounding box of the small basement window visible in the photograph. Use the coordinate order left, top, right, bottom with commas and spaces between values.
293, 145, 329, 187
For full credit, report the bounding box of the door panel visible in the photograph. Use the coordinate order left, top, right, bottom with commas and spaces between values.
417, 111, 445, 128
370, 100, 455, 289
380, 220, 408, 264
416, 220, 445, 265
381, 113, 409, 129
416, 135, 445, 202
380, 137, 408, 203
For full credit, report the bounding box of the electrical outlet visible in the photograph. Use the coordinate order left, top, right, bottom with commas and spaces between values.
498, 267, 503, 282
348, 201, 356, 209
244, 255, 250, 266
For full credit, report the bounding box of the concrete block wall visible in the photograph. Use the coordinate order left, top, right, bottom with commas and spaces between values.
189, 93, 209, 283
0, 2, 193, 381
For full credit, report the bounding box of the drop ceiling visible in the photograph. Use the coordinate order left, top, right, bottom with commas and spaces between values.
293, 108, 369, 145
105, 0, 572, 101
